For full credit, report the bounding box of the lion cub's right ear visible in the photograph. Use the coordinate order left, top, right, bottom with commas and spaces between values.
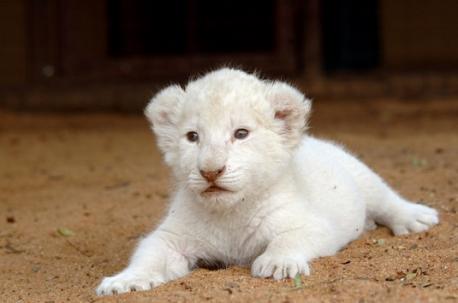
145, 85, 185, 163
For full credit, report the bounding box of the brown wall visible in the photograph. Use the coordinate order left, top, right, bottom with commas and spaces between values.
381, 0, 458, 69
0, 0, 27, 86
1, 1, 458, 92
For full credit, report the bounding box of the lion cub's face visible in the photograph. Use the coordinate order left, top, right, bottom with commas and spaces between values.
146, 69, 311, 209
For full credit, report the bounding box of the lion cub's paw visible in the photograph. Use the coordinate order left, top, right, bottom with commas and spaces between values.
389, 203, 439, 236
96, 271, 165, 296
251, 252, 310, 280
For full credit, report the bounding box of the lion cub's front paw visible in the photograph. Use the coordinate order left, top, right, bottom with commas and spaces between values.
251, 252, 310, 280
96, 271, 165, 296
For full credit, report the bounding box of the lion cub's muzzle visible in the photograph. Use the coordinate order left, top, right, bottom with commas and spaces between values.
199, 166, 233, 194
199, 166, 226, 183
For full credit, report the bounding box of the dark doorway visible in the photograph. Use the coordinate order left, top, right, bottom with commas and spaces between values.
321, 0, 380, 73
107, 0, 276, 58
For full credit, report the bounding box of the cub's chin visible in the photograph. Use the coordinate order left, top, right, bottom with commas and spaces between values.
192, 187, 246, 210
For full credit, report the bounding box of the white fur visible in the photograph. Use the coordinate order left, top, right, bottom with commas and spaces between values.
96, 68, 439, 295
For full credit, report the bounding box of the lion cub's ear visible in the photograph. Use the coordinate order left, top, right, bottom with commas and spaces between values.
266, 81, 312, 147
145, 85, 185, 163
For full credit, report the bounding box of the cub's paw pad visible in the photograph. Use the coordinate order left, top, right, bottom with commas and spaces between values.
251, 253, 310, 280
391, 203, 439, 236
96, 272, 164, 296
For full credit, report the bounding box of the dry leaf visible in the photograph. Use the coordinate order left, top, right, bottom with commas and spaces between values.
405, 272, 417, 281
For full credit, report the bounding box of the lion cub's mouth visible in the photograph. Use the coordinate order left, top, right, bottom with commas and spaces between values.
202, 185, 230, 194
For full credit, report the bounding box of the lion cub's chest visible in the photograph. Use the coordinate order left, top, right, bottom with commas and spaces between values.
196, 213, 270, 265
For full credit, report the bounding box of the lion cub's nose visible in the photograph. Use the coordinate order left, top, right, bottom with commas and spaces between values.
200, 166, 225, 183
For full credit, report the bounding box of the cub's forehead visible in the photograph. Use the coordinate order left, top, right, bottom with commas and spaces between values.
180, 70, 272, 122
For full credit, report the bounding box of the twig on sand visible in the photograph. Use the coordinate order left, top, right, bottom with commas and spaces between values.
65, 239, 91, 257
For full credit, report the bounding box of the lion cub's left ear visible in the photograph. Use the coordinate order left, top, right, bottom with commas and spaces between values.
266, 81, 312, 147
145, 85, 185, 164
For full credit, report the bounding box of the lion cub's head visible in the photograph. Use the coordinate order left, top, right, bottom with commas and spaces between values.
145, 68, 311, 208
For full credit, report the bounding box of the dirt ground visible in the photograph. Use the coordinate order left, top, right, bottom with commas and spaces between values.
1, 97, 457, 303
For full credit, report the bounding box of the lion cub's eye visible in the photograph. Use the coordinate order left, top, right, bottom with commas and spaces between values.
234, 128, 249, 140
186, 131, 199, 142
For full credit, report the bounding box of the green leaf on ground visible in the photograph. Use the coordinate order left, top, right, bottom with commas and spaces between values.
57, 227, 74, 237
293, 273, 303, 288
411, 157, 428, 168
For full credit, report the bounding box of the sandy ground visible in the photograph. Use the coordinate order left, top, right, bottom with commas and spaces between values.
0, 98, 457, 303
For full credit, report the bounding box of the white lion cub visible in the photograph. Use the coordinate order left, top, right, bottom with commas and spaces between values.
96, 68, 438, 295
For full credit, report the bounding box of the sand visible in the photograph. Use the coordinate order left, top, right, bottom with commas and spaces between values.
1, 98, 457, 303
